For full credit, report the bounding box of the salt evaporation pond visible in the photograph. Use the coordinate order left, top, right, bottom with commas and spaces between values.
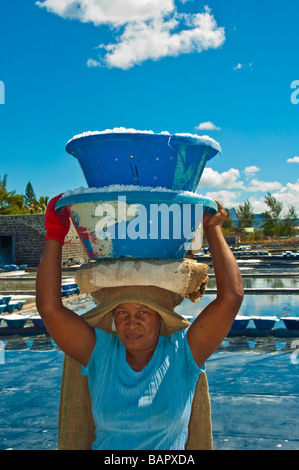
176, 294, 299, 323
207, 276, 299, 289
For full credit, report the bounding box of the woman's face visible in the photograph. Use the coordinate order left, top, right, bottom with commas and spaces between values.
113, 302, 161, 353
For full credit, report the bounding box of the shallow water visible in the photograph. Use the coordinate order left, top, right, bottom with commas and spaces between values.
176, 294, 299, 321
208, 276, 299, 289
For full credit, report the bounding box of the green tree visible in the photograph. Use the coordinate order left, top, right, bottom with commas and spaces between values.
281, 205, 297, 237
5, 194, 30, 214
35, 196, 49, 214
262, 193, 283, 237
0, 174, 18, 214
222, 208, 235, 234
236, 200, 255, 230
0, 175, 50, 215
24, 181, 37, 213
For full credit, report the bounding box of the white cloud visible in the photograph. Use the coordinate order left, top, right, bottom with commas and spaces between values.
195, 121, 221, 131
36, 0, 175, 25
276, 179, 299, 213
287, 156, 299, 163
95, 9, 225, 69
248, 180, 299, 214
200, 167, 244, 189
36, 1, 225, 69
233, 62, 252, 71
233, 63, 243, 70
87, 58, 101, 68
247, 178, 283, 193
199, 166, 299, 213
203, 190, 241, 208
244, 165, 260, 175
247, 197, 267, 214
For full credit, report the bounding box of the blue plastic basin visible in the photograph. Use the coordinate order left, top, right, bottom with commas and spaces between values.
1, 296, 11, 306
17, 301, 26, 311
5, 302, 19, 313
252, 317, 277, 330
281, 318, 299, 330
56, 190, 217, 260
3, 315, 29, 329
65, 132, 221, 192
231, 317, 250, 330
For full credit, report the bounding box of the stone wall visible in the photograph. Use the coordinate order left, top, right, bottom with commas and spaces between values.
0, 214, 88, 267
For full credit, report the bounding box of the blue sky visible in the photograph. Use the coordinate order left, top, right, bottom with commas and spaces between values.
0, 0, 298, 214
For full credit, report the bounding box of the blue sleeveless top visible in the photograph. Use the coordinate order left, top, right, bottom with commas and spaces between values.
81, 327, 203, 450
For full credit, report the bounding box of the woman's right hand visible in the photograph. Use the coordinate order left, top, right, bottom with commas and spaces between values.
37, 195, 96, 366
45, 194, 70, 245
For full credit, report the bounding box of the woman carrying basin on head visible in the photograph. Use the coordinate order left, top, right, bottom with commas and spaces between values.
36, 194, 244, 450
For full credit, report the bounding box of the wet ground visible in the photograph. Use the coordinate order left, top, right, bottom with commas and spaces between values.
207, 337, 299, 450
0, 333, 298, 450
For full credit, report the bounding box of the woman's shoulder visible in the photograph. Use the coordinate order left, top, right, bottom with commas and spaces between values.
81, 328, 118, 377
162, 327, 203, 373
90, 328, 120, 361
94, 328, 118, 347
162, 327, 189, 349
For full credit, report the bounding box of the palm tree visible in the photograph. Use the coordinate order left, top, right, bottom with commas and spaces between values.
0, 175, 50, 214
0, 174, 17, 214
35, 196, 49, 213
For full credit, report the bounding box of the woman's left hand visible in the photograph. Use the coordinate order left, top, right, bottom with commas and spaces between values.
203, 200, 227, 235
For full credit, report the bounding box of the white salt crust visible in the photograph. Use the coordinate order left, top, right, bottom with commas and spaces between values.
66, 127, 221, 153
61, 185, 205, 199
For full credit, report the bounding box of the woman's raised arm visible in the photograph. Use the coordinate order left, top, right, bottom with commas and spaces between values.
187, 201, 244, 368
36, 195, 95, 366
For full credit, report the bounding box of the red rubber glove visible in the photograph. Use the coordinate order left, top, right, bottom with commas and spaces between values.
45, 194, 70, 245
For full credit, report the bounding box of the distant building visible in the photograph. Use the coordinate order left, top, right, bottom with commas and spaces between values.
224, 236, 239, 245
0, 214, 88, 267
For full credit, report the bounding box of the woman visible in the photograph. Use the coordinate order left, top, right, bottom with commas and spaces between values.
36, 195, 244, 450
